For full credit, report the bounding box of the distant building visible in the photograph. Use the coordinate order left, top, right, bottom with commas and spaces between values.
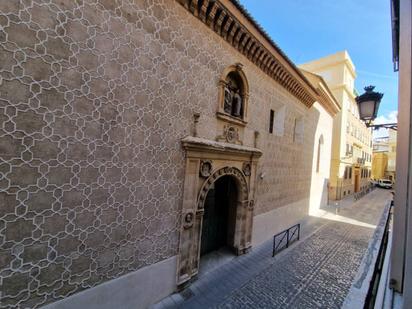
387, 129, 397, 181
372, 130, 397, 181
300, 51, 373, 200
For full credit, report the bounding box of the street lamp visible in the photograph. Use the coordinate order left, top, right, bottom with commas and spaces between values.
355, 86, 397, 130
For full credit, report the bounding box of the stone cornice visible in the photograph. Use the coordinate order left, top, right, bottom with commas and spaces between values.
299, 69, 341, 116
317, 85, 341, 116
176, 0, 318, 108
329, 84, 357, 102
181, 136, 262, 158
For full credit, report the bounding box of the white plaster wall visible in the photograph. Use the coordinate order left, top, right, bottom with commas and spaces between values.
309, 102, 334, 215
42, 256, 177, 309
251, 198, 309, 246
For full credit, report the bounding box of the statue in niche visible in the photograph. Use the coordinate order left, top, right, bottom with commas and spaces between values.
232, 90, 242, 117
223, 73, 243, 118
224, 86, 232, 114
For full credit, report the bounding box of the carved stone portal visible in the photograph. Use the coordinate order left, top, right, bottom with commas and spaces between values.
177, 136, 262, 288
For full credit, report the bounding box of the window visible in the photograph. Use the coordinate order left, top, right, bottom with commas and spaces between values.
269, 110, 274, 134
346, 144, 352, 156
344, 167, 348, 179
273, 105, 286, 136
349, 167, 352, 179
316, 135, 324, 173
294, 117, 304, 143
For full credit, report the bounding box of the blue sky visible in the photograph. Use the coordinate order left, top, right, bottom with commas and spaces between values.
238, 0, 398, 120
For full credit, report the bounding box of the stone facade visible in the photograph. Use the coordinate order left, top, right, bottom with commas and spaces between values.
0, 1, 338, 308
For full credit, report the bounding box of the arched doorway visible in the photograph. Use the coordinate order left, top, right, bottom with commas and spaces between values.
177, 160, 261, 287
200, 176, 238, 256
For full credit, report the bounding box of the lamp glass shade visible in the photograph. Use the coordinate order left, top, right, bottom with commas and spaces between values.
358, 100, 376, 120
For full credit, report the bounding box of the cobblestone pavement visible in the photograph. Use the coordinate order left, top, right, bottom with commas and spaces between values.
153, 189, 391, 309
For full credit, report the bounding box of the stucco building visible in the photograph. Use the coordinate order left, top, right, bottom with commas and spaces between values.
0, 1, 339, 308
372, 130, 397, 181
387, 129, 397, 181
300, 51, 373, 200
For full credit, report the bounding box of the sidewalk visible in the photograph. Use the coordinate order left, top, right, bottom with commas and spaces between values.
152, 189, 391, 309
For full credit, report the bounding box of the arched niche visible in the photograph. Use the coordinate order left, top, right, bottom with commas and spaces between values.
217, 63, 249, 126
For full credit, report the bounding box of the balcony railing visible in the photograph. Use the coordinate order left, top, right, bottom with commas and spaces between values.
357, 158, 366, 164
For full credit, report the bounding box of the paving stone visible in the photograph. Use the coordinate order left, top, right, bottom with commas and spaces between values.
155, 189, 390, 309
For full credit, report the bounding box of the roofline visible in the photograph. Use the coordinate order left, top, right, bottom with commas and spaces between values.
299, 51, 357, 79
299, 69, 341, 116
176, 0, 318, 108
228, 0, 319, 91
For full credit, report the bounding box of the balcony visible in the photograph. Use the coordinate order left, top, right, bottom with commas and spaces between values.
357, 158, 366, 165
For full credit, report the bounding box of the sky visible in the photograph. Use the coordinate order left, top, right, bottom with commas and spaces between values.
238, 0, 398, 137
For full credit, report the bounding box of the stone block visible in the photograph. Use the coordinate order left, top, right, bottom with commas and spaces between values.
56, 236, 81, 256
52, 117, 77, 137
6, 22, 38, 48
5, 218, 35, 242
15, 110, 46, 134
31, 139, 60, 159
0, 248, 12, 269
22, 242, 48, 263
47, 167, 73, 186
9, 164, 40, 187
2, 272, 30, 297
27, 191, 54, 212
0, 79, 30, 104
38, 88, 66, 111
62, 189, 84, 208
70, 255, 92, 274
0, 135, 23, 159
42, 213, 68, 235
38, 263, 65, 285
22, 57, 53, 82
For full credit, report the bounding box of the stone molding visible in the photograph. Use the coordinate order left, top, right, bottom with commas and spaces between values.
197, 166, 249, 210
317, 85, 341, 116
181, 136, 262, 159
176, 0, 318, 108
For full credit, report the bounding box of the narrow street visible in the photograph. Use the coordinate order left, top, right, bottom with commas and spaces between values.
153, 189, 392, 309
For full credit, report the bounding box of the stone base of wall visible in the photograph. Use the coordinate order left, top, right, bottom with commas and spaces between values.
42, 256, 177, 309
251, 199, 309, 246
